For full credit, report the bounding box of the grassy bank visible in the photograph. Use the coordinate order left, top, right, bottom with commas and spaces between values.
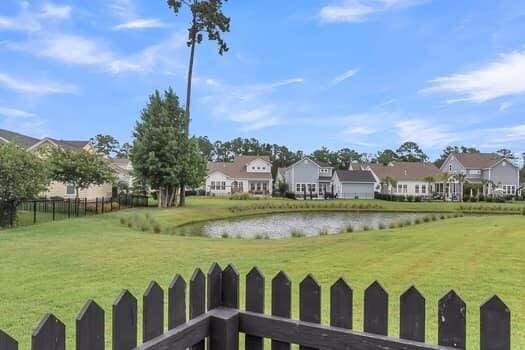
0, 198, 524, 348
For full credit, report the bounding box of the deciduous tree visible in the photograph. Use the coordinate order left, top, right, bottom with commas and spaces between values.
396, 142, 428, 162
0, 143, 50, 227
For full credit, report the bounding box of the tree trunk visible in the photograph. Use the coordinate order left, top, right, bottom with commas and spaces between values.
179, 18, 198, 208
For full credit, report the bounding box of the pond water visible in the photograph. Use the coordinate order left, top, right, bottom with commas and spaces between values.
187, 212, 434, 239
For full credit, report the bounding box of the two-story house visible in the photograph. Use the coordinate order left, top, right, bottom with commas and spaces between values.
277, 156, 334, 197
0, 128, 115, 199
440, 152, 521, 197
206, 155, 273, 196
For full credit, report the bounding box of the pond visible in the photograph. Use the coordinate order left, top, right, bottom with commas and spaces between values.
183, 212, 436, 239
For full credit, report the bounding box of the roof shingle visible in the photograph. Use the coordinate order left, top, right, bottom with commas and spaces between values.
207, 155, 272, 179
335, 169, 376, 183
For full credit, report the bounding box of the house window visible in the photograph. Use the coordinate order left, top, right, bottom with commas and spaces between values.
422, 185, 426, 194
252, 166, 255, 170
397, 184, 402, 193
256, 183, 261, 191
66, 183, 76, 196
263, 182, 268, 191
221, 182, 226, 190
257, 167, 260, 170
251, 183, 256, 191
301, 184, 306, 192
449, 164, 452, 171
311, 184, 316, 192
211, 181, 215, 190
296, 184, 301, 192
403, 185, 408, 193
262, 167, 266, 170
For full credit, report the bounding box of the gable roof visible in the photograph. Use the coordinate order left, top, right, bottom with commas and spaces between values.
207, 155, 272, 180
306, 156, 331, 168
335, 169, 376, 183
448, 152, 509, 169
0, 128, 40, 149
363, 162, 441, 182
0, 129, 91, 151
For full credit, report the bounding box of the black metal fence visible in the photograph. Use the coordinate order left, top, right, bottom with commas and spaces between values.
12, 195, 149, 227
0, 263, 511, 350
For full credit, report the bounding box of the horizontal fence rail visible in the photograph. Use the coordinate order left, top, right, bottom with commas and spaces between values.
0, 264, 511, 350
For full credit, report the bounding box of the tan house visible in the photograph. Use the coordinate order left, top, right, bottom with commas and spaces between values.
0, 128, 115, 199
206, 155, 273, 196
351, 161, 441, 196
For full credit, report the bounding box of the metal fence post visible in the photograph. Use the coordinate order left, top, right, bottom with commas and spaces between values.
95, 198, 99, 214
52, 200, 55, 221
33, 201, 37, 224
67, 199, 71, 218
101, 197, 105, 214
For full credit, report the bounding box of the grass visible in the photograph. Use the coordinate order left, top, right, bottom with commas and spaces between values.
0, 197, 524, 349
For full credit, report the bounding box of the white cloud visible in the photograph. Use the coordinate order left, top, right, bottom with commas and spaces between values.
200, 77, 305, 131
319, 0, 426, 23
0, 72, 77, 94
396, 119, 459, 148
0, 2, 70, 32
343, 126, 375, 136
505, 124, 525, 139
329, 68, 359, 87
7, 31, 186, 74
108, 0, 137, 19
40, 3, 72, 19
114, 18, 167, 30
0, 107, 36, 119
421, 51, 525, 103
499, 102, 512, 112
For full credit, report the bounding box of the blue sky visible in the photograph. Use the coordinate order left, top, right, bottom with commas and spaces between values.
1, 0, 525, 160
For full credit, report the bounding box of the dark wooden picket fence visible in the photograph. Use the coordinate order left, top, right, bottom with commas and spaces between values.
0, 264, 510, 350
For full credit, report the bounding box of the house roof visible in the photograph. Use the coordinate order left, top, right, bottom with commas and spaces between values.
0, 129, 90, 151
0, 129, 40, 149
449, 152, 506, 169
335, 170, 376, 183
207, 155, 272, 180
364, 162, 441, 182
305, 156, 331, 168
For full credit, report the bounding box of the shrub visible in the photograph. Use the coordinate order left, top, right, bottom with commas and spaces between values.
414, 196, 422, 202
404, 219, 412, 226
291, 230, 305, 238
345, 225, 354, 233
230, 193, 252, 200
522, 207, 525, 215
153, 224, 162, 234
378, 223, 386, 230
362, 225, 371, 231
389, 222, 397, 229
414, 218, 422, 224
319, 229, 329, 236
407, 195, 414, 202
423, 216, 430, 223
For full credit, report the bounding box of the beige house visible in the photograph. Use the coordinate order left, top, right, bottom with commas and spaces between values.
0, 129, 115, 199
206, 155, 273, 196
351, 161, 441, 197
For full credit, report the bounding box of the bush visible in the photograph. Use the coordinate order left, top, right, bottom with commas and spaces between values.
229, 192, 252, 200
291, 230, 305, 238
414, 196, 422, 202
284, 192, 297, 200
407, 195, 414, 202
345, 225, 354, 233
522, 207, 525, 215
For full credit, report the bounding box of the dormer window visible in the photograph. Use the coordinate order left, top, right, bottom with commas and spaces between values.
449, 164, 452, 172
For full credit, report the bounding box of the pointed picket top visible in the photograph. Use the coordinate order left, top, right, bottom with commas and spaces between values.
169, 274, 186, 291
272, 270, 291, 318
480, 295, 510, 350
76, 300, 104, 350
168, 274, 186, 330
190, 268, 205, 284
330, 277, 353, 329
247, 266, 265, 283
208, 262, 223, 310
272, 270, 291, 286
114, 289, 136, 307
438, 290, 466, 349
300, 274, 321, 324
222, 264, 240, 308
145, 281, 163, 299
400, 286, 425, 342
364, 281, 388, 336
246, 266, 265, 314
0, 329, 18, 350
32, 313, 65, 350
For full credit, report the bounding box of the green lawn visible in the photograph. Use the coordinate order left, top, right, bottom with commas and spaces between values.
0, 198, 524, 349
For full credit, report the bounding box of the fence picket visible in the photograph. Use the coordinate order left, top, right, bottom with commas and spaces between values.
207, 263, 222, 310
364, 281, 388, 336
246, 267, 265, 350
31, 314, 65, 350
438, 290, 466, 349
330, 278, 352, 329
480, 295, 510, 350
222, 264, 239, 308
299, 274, 321, 350
143, 281, 164, 342
76, 300, 104, 350
168, 275, 186, 330
0, 330, 18, 350
400, 286, 425, 342
272, 271, 291, 350
190, 268, 206, 350
112, 290, 137, 350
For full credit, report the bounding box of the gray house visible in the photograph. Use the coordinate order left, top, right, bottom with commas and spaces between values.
440, 152, 520, 197
276, 156, 375, 199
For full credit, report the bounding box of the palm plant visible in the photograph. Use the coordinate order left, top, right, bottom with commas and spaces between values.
439, 172, 452, 201
381, 176, 398, 194
453, 173, 468, 202
423, 176, 435, 195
